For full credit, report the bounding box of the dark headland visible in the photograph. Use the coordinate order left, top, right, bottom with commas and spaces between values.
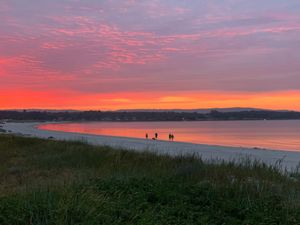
1, 108, 300, 122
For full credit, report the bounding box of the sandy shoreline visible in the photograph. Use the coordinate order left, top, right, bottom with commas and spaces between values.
2, 122, 300, 171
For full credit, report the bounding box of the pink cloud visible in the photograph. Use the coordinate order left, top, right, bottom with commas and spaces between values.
0, 0, 300, 108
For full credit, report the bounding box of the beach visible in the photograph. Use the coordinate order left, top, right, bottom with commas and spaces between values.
2, 122, 300, 171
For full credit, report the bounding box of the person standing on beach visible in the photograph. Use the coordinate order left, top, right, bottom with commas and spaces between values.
155, 133, 158, 139
145, 133, 148, 139
171, 134, 174, 141
168, 133, 171, 141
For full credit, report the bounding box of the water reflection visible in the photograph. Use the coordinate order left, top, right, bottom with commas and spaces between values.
39, 120, 300, 151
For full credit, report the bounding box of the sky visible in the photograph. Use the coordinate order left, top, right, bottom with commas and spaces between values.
1, 0, 300, 110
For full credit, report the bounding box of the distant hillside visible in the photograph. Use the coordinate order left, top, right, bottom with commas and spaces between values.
5, 109, 80, 113
2, 107, 294, 114
1, 109, 300, 121
117, 107, 268, 113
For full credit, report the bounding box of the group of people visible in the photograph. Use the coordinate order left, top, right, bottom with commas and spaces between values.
168, 133, 175, 141
145, 132, 175, 141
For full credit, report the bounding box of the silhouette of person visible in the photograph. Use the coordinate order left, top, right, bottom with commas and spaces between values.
155, 133, 158, 139
171, 134, 174, 141
145, 133, 148, 139
168, 133, 171, 141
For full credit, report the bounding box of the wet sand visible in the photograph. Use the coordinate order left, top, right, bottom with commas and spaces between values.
2, 122, 300, 171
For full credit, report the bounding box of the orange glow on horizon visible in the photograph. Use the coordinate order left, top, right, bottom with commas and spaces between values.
1, 89, 300, 111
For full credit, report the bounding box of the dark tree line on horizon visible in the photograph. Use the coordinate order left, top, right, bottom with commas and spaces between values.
1, 110, 300, 121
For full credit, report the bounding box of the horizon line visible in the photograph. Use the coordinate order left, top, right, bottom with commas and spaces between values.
0, 107, 297, 112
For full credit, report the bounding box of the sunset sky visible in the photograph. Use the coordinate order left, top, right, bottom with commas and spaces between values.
1, 0, 300, 110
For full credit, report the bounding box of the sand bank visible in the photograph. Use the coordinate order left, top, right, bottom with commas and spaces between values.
2, 122, 300, 171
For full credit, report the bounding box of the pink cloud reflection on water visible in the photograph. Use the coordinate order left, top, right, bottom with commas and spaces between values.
39, 120, 300, 152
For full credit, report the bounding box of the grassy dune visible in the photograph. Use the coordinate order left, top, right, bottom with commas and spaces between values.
0, 134, 300, 225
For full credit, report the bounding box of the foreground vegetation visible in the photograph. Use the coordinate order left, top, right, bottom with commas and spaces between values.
0, 135, 300, 225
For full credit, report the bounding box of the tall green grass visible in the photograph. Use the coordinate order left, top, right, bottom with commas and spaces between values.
0, 134, 300, 224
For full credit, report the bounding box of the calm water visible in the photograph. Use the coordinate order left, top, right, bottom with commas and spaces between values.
39, 120, 300, 151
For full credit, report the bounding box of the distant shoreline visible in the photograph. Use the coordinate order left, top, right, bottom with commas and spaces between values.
2, 121, 300, 171
2, 118, 300, 125
1, 109, 300, 122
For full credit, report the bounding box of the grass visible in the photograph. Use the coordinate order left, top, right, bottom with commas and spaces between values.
0, 134, 300, 225
0, 128, 6, 133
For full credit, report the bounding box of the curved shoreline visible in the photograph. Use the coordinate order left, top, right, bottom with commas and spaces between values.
2, 122, 300, 171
